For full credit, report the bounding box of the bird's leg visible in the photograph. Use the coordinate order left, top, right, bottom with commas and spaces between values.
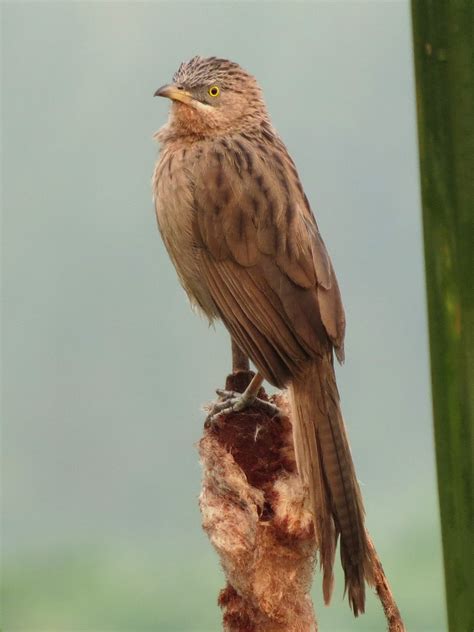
220, 372, 264, 408
231, 338, 250, 373
206, 372, 280, 425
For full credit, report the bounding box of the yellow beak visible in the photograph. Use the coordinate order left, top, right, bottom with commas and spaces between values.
154, 84, 194, 104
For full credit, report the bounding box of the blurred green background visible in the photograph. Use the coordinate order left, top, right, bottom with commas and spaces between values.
1, 1, 445, 630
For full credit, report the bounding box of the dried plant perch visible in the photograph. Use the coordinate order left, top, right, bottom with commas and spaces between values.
199, 371, 405, 632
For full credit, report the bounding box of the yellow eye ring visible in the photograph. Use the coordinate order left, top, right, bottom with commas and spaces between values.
208, 85, 220, 97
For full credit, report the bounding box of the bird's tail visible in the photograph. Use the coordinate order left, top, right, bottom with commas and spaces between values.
288, 355, 374, 615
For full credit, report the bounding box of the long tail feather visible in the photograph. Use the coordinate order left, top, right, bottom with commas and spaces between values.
289, 355, 374, 615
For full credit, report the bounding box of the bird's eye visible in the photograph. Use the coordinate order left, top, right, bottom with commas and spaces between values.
208, 85, 220, 97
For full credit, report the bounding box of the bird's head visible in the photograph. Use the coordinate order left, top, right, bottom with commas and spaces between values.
154, 56, 269, 139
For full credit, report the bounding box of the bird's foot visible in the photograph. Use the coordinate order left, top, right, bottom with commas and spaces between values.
205, 389, 280, 428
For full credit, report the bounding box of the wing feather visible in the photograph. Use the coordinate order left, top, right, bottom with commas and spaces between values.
193, 135, 345, 385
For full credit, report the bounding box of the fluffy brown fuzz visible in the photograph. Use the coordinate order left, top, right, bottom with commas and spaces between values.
199, 375, 317, 631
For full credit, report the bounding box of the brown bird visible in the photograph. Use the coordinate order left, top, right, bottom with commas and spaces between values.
152, 56, 374, 615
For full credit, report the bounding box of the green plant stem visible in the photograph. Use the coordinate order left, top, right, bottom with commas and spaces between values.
411, 2, 473, 631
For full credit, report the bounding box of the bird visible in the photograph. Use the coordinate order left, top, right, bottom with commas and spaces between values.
152, 56, 374, 615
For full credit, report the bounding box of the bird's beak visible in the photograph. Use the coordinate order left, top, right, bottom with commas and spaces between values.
154, 84, 194, 104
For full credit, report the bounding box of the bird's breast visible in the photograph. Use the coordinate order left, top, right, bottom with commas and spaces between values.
153, 143, 217, 318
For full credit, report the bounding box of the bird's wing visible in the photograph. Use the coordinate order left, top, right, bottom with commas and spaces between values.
192, 135, 345, 387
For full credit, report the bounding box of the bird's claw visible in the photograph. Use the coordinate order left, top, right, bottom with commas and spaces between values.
205, 389, 280, 428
